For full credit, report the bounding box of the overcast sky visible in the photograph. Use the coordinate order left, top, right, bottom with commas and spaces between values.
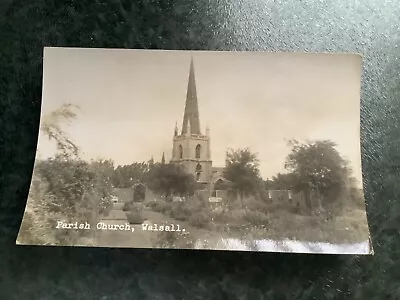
38, 47, 363, 187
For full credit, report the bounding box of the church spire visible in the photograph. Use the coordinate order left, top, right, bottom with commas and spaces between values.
174, 121, 178, 136
181, 57, 201, 135
161, 152, 165, 164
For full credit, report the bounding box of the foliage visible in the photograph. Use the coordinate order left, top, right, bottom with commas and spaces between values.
1, 0, 396, 298
188, 211, 210, 228
17, 103, 114, 245
148, 201, 171, 215
265, 172, 297, 190
88, 159, 115, 214
111, 162, 151, 188
18, 156, 114, 245
133, 183, 146, 202
241, 209, 270, 226
223, 148, 262, 204
155, 231, 194, 249
40, 103, 80, 158
126, 211, 144, 224
169, 202, 192, 221
122, 201, 132, 212
242, 196, 270, 213
17, 171, 63, 245
284, 139, 353, 210
145, 163, 195, 197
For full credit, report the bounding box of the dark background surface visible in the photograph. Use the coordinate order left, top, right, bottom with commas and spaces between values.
0, 1, 399, 299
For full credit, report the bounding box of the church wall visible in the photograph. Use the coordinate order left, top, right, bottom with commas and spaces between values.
195, 189, 211, 202
266, 190, 307, 209
215, 190, 227, 199
183, 160, 212, 183
171, 134, 212, 184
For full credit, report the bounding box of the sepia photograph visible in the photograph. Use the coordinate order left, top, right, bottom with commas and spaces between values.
17, 47, 372, 254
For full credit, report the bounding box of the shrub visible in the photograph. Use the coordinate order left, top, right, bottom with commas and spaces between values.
126, 211, 144, 224
169, 202, 190, 221
189, 211, 210, 228
242, 209, 269, 226
149, 201, 171, 214
122, 201, 134, 212
243, 197, 269, 213
18, 156, 114, 246
133, 184, 146, 202
155, 231, 194, 249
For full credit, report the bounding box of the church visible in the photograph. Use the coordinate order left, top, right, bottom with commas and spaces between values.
158, 58, 307, 208
169, 58, 228, 198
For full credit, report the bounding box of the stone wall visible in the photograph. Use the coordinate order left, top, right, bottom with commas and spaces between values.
215, 189, 228, 200
266, 189, 307, 209
195, 189, 210, 202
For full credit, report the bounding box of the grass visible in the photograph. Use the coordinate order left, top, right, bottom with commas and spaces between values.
148, 199, 211, 229
241, 207, 370, 244
115, 188, 369, 244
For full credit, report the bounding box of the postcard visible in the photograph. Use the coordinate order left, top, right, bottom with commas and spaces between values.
16, 47, 372, 254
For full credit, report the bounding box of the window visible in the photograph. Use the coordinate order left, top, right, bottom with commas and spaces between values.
195, 163, 202, 181
179, 145, 183, 159
214, 179, 224, 190
195, 144, 201, 159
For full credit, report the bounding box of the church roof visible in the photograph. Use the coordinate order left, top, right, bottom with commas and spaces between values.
181, 58, 201, 135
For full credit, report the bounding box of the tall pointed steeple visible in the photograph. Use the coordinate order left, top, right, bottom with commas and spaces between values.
161, 152, 165, 164
174, 121, 178, 136
181, 57, 201, 135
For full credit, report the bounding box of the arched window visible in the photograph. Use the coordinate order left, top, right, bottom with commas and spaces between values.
196, 163, 202, 172
179, 145, 183, 159
195, 144, 201, 159
195, 163, 202, 181
214, 179, 224, 190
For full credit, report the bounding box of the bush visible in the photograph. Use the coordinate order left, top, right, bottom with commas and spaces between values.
169, 202, 191, 221
126, 211, 144, 224
242, 209, 269, 226
243, 197, 269, 213
133, 184, 146, 202
18, 157, 114, 246
148, 201, 171, 214
155, 231, 194, 249
189, 211, 210, 228
122, 201, 133, 212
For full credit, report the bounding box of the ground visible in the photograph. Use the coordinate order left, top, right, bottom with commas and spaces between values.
92, 188, 370, 253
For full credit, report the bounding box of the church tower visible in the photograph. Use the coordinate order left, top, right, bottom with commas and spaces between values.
171, 58, 212, 187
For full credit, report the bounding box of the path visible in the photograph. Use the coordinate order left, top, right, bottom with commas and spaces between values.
95, 201, 225, 249
96, 206, 153, 248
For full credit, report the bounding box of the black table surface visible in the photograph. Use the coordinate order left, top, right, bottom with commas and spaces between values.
1, 1, 399, 299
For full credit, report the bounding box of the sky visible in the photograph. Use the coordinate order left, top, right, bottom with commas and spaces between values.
38, 47, 363, 187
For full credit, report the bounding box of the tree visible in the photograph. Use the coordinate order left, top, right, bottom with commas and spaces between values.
265, 173, 297, 190
284, 139, 351, 211
40, 103, 80, 158
17, 104, 114, 245
89, 159, 115, 213
111, 162, 150, 188
145, 163, 195, 197
133, 183, 146, 202
223, 148, 261, 206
